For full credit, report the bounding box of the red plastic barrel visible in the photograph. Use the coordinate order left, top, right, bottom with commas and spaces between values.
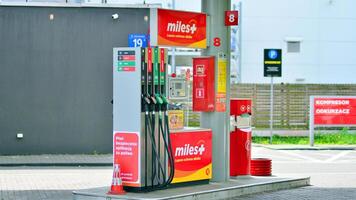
251, 158, 272, 176
230, 128, 252, 176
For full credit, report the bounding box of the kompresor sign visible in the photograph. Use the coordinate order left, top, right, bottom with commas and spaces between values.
312, 97, 356, 125
309, 96, 356, 146
150, 8, 207, 48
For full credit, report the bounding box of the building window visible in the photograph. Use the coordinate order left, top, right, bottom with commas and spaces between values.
287, 41, 300, 53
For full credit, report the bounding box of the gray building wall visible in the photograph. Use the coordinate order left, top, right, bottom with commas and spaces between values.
0, 5, 149, 154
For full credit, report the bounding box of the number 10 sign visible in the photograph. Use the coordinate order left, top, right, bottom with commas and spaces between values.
128, 34, 148, 48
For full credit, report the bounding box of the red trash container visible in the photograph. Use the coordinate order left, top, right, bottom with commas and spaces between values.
230, 128, 252, 176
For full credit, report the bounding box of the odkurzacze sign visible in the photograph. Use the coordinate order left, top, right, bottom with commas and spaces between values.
312, 97, 356, 125
309, 96, 356, 145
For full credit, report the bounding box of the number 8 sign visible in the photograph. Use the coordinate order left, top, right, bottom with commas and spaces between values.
225, 11, 238, 26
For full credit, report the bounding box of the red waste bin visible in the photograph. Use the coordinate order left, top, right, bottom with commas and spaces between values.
230, 128, 252, 176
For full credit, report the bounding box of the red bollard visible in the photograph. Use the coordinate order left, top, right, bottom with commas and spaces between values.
230, 98, 252, 177
230, 128, 252, 176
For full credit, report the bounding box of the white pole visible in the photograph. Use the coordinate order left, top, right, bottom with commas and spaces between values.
309, 96, 314, 146
238, 1, 242, 83
171, 0, 176, 74
270, 77, 274, 144
186, 82, 190, 127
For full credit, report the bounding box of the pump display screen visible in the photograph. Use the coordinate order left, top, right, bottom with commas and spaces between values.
175, 82, 183, 89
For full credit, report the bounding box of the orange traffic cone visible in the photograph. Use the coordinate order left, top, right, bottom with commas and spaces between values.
107, 164, 126, 195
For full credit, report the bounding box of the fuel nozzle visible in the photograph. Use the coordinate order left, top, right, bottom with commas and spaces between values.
154, 94, 163, 105
142, 94, 151, 112
142, 94, 151, 105
150, 95, 157, 106
161, 95, 169, 105
161, 95, 169, 111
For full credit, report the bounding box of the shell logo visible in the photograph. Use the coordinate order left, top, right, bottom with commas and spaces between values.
205, 168, 210, 176
245, 140, 251, 152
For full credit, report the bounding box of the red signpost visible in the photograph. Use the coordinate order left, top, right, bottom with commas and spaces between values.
310, 96, 356, 145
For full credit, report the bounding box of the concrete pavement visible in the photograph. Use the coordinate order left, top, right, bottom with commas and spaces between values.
252, 129, 356, 137
253, 144, 356, 150
0, 167, 112, 200
236, 146, 356, 199
253, 129, 309, 136
0, 147, 355, 199
235, 187, 356, 200
73, 176, 309, 200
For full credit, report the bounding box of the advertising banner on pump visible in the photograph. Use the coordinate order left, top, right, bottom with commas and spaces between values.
150, 8, 207, 48
113, 132, 140, 187
313, 97, 356, 125
170, 130, 212, 184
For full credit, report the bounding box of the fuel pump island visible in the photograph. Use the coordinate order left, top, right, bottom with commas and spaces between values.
112, 8, 214, 191
74, 3, 310, 199
113, 7, 254, 191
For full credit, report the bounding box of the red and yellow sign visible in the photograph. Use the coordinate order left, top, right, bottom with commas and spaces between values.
150, 8, 207, 48
216, 54, 227, 112
314, 97, 356, 125
170, 129, 212, 184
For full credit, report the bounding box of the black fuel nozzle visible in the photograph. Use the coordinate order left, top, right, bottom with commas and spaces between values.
142, 94, 152, 112
143, 94, 151, 105
150, 95, 157, 105
150, 95, 157, 111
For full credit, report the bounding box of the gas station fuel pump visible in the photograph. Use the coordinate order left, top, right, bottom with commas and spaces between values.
113, 47, 174, 191
113, 47, 212, 192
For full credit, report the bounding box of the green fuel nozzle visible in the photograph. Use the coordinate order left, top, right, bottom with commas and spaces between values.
161, 95, 169, 111
161, 95, 169, 105
155, 94, 163, 105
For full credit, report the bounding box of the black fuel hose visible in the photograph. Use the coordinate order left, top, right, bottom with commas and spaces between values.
159, 115, 175, 185
146, 113, 166, 185
142, 108, 175, 191
164, 112, 175, 184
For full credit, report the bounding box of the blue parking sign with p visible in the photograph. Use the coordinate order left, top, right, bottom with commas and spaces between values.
268, 49, 278, 60
264, 49, 282, 77
128, 34, 148, 48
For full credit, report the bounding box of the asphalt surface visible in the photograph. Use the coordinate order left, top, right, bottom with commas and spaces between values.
0, 147, 355, 200
236, 147, 356, 200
